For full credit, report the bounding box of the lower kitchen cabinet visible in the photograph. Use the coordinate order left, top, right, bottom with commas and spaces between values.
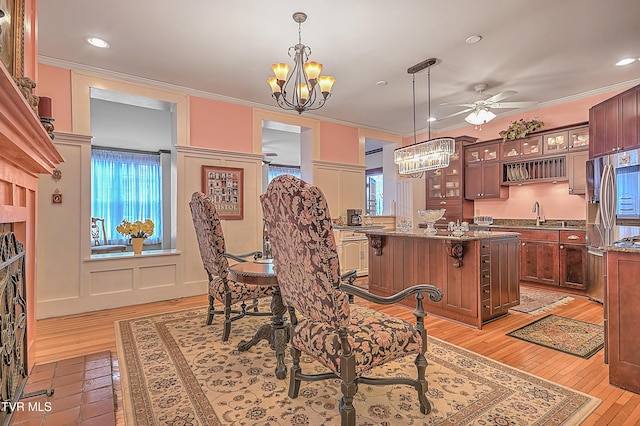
607, 249, 640, 394
335, 229, 368, 276
500, 228, 587, 292
521, 240, 559, 286
558, 230, 588, 290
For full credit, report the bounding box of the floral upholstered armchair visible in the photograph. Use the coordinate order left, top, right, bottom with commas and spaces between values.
189, 192, 271, 341
260, 175, 443, 426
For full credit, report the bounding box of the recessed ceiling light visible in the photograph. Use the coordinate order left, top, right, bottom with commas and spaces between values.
615, 58, 636, 66
465, 35, 482, 44
85, 37, 110, 48
376, 80, 388, 86
427, 117, 436, 122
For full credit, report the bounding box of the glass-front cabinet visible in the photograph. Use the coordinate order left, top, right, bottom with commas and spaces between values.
502, 136, 542, 159
427, 141, 463, 201
465, 142, 500, 164
543, 131, 569, 154
568, 126, 589, 151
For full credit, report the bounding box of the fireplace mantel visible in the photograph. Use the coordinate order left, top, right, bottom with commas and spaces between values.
0, 66, 64, 175
0, 63, 64, 372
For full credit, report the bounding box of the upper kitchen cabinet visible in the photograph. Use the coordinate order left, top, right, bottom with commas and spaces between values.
590, 83, 640, 158
426, 136, 475, 221
464, 141, 508, 200
465, 142, 500, 164
543, 127, 589, 155
502, 136, 542, 159
569, 126, 589, 151
620, 86, 639, 152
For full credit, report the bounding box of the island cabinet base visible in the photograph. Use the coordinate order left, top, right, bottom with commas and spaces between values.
367, 232, 520, 329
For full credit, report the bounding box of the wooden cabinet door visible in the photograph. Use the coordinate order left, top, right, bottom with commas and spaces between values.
559, 243, 587, 289
590, 97, 619, 158
488, 237, 520, 316
359, 239, 368, 275
341, 240, 361, 274
607, 251, 640, 394
620, 87, 639, 152
426, 169, 444, 202
520, 240, 559, 285
480, 162, 503, 198
464, 165, 483, 200
568, 151, 588, 195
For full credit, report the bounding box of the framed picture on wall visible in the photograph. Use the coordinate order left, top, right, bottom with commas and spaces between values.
202, 166, 244, 220
0, 0, 25, 77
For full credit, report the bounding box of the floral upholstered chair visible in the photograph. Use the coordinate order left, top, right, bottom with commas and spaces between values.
189, 192, 271, 341
261, 175, 442, 426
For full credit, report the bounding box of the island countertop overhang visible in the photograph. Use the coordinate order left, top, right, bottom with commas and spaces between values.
360, 229, 520, 241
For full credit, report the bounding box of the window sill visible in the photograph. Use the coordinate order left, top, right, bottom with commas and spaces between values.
87, 249, 180, 261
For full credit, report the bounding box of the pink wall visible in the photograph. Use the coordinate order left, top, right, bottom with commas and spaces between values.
475, 183, 586, 220
320, 122, 359, 164
23, 0, 38, 80
36, 64, 72, 132
189, 96, 252, 153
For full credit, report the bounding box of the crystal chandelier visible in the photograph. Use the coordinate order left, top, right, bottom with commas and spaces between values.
394, 58, 455, 175
267, 12, 335, 114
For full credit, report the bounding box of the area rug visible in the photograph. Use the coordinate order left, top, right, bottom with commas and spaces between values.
510, 288, 574, 315
507, 314, 604, 359
116, 306, 601, 425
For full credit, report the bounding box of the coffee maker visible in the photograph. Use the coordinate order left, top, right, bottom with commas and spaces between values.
346, 209, 362, 226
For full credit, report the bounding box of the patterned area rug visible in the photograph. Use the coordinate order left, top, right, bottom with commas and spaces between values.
510, 288, 574, 315
116, 306, 601, 425
507, 314, 604, 359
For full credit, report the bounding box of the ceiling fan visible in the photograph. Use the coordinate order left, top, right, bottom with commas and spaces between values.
440, 84, 536, 126
262, 152, 278, 164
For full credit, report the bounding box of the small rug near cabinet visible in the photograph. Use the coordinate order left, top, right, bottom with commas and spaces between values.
507, 314, 604, 359
510, 287, 574, 315
116, 306, 601, 425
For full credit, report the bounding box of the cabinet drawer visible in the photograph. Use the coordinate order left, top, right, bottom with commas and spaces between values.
480, 241, 490, 255
481, 284, 490, 301
511, 229, 559, 241
560, 230, 586, 244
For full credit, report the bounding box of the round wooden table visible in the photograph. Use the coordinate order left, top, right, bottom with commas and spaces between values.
227, 260, 289, 379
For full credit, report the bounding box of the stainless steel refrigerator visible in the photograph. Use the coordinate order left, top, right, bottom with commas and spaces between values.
585, 148, 640, 303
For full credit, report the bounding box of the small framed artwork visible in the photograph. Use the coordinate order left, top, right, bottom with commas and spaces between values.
202, 166, 243, 220
0, 0, 25, 77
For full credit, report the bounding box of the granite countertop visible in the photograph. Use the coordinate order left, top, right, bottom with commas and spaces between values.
483, 219, 586, 231
362, 229, 520, 241
333, 225, 384, 231
603, 245, 640, 254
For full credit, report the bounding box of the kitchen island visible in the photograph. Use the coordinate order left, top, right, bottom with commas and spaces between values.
363, 229, 520, 329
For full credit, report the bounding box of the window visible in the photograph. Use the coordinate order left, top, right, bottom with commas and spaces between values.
91, 148, 162, 245
366, 168, 384, 216
268, 165, 301, 182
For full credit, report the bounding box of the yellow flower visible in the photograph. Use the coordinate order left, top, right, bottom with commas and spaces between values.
116, 219, 155, 238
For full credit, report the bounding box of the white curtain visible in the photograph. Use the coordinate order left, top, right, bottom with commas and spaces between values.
91, 148, 162, 245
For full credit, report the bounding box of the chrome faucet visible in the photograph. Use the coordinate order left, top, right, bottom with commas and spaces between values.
532, 201, 545, 226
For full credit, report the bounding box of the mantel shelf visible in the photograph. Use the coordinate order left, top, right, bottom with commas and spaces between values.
0, 65, 64, 176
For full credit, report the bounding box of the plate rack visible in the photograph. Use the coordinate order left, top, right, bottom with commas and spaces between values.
502, 156, 567, 184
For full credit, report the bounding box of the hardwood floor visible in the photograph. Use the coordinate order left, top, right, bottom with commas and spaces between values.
34, 290, 640, 425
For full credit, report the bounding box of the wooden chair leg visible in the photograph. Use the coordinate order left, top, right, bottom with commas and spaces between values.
339, 350, 357, 426
415, 353, 431, 414
288, 346, 302, 399
222, 289, 232, 342
206, 294, 215, 325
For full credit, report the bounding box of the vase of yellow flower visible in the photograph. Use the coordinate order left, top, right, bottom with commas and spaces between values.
116, 219, 155, 255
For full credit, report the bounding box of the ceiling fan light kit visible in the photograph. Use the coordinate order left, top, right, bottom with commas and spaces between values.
267, 12, 335, 114
394, 58, 455, 176
465, 108, 496, 126
439, 83, 536, 129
